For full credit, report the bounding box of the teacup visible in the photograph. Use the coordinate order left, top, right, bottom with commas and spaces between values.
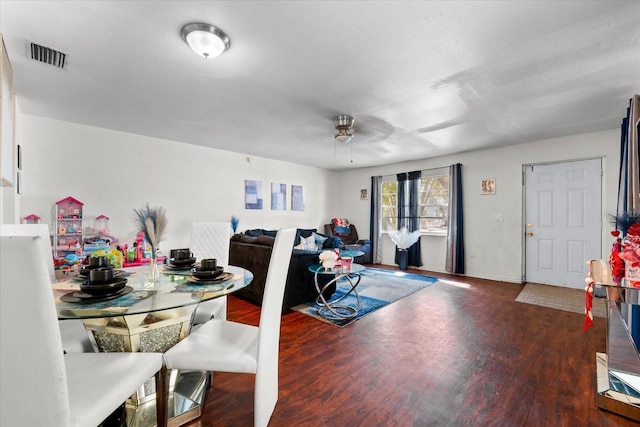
89, 267, 115, 283
171, 248, 193, 260
200, 258, 217, 271
88, 256, 110, 268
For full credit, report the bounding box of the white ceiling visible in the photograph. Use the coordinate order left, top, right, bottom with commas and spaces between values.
1, 1, 639, 171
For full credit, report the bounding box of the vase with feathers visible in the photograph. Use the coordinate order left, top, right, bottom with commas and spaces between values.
388, 227, 421, 270
133, 203, 167, 283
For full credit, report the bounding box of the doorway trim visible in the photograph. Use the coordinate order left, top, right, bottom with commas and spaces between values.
522, 157, 604, 286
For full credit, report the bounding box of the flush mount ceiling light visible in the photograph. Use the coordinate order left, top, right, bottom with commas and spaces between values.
181, 23, 230, 59
333, 115, 355, 143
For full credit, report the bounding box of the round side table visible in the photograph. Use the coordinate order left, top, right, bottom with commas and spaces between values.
308, 263, 365, 319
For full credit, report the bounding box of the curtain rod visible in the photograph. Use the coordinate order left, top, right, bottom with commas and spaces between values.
380, 165, 449, 180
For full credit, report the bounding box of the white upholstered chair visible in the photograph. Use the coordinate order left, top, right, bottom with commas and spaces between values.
0, 224, 94, 353
0, 226, 168, 427
190, 222, 231, 324
162, 228, 296, 427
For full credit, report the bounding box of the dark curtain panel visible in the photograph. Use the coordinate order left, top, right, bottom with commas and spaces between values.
395, 171, 423, 267
617, 94, 640, 219
617, 101, 631, 217
369, 176, 383, 264
445, 163, 465, 274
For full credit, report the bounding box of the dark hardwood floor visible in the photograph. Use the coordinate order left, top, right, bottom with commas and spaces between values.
189, 266, 639, 427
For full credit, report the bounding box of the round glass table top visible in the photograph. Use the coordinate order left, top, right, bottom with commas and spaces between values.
308, 263, 365, 275
53, 265, 252, 319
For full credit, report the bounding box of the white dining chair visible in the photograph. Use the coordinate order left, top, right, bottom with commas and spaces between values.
162, 228, 296, 427
0, 224, 95, 353
0, 226, 169, 427
190, 222, 231, 324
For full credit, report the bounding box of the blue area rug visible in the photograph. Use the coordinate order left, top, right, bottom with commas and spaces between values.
291, 267, 438, 327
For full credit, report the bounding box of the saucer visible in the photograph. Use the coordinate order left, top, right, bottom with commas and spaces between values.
80, 277, 128, 295
60, 286, 133, 303
186, 272, 233, 285
191, 266, 224, 279
169, 257, 197, 266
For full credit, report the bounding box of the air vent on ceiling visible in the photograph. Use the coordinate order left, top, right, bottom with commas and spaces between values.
30, 43, 66, 69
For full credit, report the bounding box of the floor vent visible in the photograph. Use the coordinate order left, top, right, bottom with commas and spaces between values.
30, 43, 66, 69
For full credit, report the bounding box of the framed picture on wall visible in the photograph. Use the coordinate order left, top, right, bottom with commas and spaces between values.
245, 180, 263, 209
291, 185, 304, 211
271, 183, 286, 210
360, 188, 368, 200
481, 179, 496, 195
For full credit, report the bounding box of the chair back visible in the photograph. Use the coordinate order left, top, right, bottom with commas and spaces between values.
191, 222, 231, 266
0, 223, 55, 280
0, 225, 72, 426
254, 228, 296, 425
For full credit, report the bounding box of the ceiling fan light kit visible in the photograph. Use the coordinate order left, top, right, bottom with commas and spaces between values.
181, 23, 230, 59
333, 115, 355, 143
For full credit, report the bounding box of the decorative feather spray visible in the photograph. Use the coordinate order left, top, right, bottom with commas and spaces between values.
388, 227, 421, 250
133, 203, 167, 253
231, 215, 240, 233
608, 210, 640, 237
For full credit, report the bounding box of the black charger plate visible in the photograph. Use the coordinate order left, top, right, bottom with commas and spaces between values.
60, 286, 133, 303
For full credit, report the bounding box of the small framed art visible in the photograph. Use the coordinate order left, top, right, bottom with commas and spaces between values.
481, 179, 496, 195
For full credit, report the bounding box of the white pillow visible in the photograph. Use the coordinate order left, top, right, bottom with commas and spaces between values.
294, 234, 316, 250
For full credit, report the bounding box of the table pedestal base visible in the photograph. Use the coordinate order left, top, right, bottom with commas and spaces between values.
83, 305, 207, 427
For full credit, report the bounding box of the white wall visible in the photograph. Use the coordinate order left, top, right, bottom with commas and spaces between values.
17, 113, 620, 284
330, 129, 620, 283
18, 115, 333, 253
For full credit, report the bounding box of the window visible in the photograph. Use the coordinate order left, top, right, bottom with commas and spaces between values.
381, 173, 449, 234
381, 180, 398, 230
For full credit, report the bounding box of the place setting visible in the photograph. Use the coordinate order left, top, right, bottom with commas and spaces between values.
73, 255, 129, 282
61, 264, 132, 303
186, 258, 234, 285
162, 248, 198, 274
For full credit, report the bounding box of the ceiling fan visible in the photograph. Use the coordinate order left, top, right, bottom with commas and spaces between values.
333, 115, 355, 143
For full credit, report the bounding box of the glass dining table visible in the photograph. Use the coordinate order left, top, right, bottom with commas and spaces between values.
53, 264, 253, 427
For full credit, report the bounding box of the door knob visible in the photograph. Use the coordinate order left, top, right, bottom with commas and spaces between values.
527, 232, 534, 237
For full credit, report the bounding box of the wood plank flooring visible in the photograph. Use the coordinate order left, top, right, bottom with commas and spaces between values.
190, 266, 639, 427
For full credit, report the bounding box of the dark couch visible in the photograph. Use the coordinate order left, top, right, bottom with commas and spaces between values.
229, 229, 340, 310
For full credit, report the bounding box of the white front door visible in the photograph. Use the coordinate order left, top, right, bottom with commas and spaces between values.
524, 159, 602, 289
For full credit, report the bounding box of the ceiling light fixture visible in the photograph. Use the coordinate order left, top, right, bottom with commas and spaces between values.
181, 23, 230, 59
333, 115, 355, 143
335, 128, 354, 143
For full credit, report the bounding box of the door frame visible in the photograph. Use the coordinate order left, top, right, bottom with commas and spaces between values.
521, 157, 604, 284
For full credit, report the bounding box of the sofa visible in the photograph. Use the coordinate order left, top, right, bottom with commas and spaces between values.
324, 223, 372, 264
229, 229, 340, 311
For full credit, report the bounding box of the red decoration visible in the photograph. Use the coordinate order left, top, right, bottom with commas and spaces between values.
583, 276, 594, 332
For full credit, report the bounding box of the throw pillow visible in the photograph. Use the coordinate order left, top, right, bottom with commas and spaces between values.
294, 235, 316, 250
312, 232, 328, 246
295, 228, 317, 245
323, 236, 342, 249
245, 229, 263, 237
261, 229, 277, 238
